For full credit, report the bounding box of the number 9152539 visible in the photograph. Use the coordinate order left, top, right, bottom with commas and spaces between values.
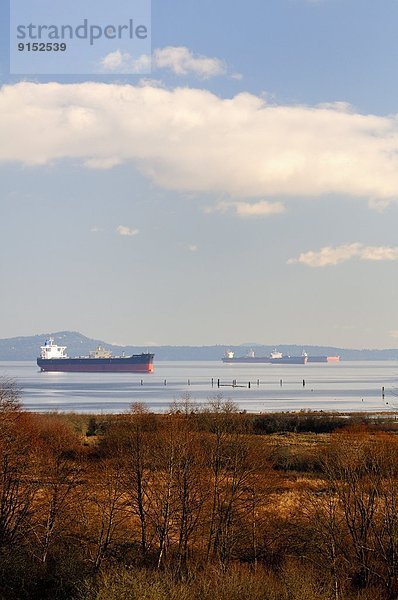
18, 43, 67, 52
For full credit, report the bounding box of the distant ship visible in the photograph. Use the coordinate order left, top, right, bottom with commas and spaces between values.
222, 349, 308, 365
306, 355, 340, 363
37, 338, 154, 373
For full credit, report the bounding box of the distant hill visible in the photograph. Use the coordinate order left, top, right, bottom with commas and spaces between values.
0, 331, 398, 361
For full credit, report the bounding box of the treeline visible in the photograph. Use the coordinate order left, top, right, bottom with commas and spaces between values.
2, 380, 398, 598
89, 410, 393, 438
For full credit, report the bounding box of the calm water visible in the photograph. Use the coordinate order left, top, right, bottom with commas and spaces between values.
0, 361, 397, 414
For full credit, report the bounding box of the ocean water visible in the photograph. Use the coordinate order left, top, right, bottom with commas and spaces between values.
0, 360, 397, 414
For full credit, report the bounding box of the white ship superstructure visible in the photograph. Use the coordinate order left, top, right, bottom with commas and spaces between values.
40, 338, 68, 360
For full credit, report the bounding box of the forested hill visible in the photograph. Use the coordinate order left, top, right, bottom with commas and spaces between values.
0, 331, 398, 361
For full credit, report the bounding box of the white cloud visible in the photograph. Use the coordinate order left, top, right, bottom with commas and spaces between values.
389, 330, 398, 339
288, 243, 398, 267
101, 50, 124, 70
153, 46, 226, 79
209, 200, 286, 217
368, 197, 392, 212
91, 226, 104, 233
234, 200, 285, 217
137, 78, 164, 88
117, 225, 139, 237
100, 46, 227, 79
188, 244, 198, 252
3, 82, 398, 205
85, 156, 121, 169
100, 50, 151, 74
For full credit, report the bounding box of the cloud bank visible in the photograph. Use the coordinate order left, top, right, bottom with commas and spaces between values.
288, 243, 398, 267
2, 82, 398, 204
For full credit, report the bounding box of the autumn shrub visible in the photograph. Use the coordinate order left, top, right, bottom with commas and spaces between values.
252, 412, 352, 434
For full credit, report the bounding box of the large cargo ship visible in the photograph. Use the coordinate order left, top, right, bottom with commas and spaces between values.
222, 350, 307, 365
37, 339, 154, 373
306, 355, 340, 363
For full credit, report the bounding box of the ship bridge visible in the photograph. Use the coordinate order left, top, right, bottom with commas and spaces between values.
40, 338, 68, 360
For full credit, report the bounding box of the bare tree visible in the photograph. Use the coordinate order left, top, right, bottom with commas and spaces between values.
30, 417, 82, 564
200, 398, 261, 567
170, 398, 207, 574
80, 457, 128, 570
0, 377, 22, 414
0, 405, 38, 551
368, 438, 398, 598
123, 403, 156, 559
304, 485, 348, 600
322, 434, 380, 590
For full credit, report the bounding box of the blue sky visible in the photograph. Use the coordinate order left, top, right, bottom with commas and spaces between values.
1, 0, 398, 348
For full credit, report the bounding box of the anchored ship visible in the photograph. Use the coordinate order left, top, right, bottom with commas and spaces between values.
306, 355, 340, 363
222, 349, 307, 365
37, 338, 154, 373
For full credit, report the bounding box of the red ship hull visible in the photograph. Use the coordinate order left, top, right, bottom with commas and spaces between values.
37, 354, 154, 373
